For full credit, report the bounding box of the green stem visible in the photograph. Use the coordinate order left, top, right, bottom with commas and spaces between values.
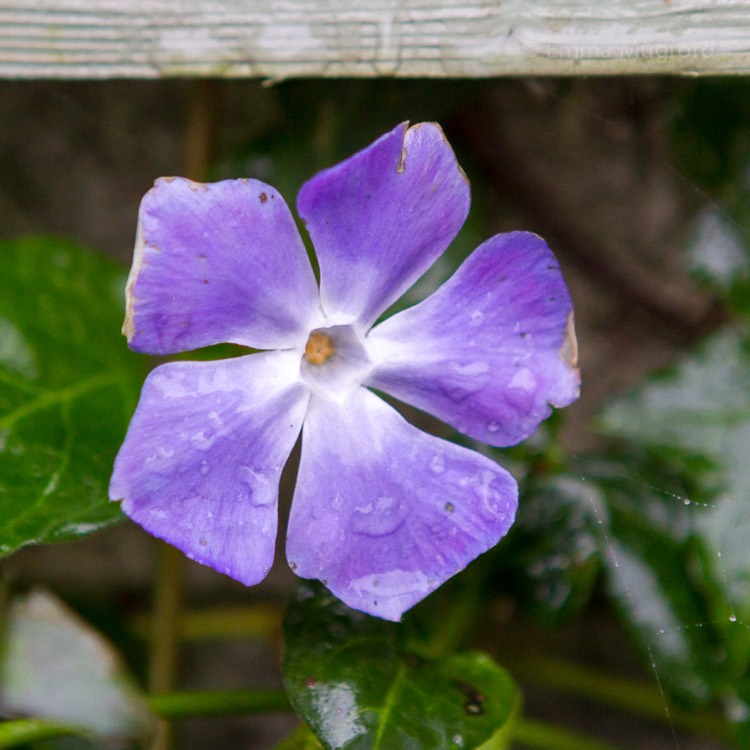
148, 541, 184, 750
148, 688, 291, 718
146, 75, 218, 750
512, 717, 625, 750
130, 603, 283, 642
0, 719, 76, 748
148, 542, 184, 695
508, 653, 728, 741
0, 690, 292, 748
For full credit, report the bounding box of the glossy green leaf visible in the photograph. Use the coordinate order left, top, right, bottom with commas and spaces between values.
0, 589, 154, 740
283, 583, 518, 750
596, 331, 750, 728
0, 237, 145, 556
601, 332, 750, 622
491, 475, 601, 625
581, 457, 722, 699
274, 724, 325, 750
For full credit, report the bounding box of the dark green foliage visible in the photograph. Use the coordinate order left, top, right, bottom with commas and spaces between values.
0, 237, 145, 556
283, 582, 517, 750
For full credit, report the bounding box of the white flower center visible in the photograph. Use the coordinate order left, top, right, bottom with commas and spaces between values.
300, 324, 373, 403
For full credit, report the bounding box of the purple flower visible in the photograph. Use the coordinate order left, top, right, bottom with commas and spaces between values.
110, 122, 580, 621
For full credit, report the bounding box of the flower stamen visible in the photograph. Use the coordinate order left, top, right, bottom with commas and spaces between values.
305, 332, 335, 365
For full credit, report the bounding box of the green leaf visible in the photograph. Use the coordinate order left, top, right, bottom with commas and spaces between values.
0, 237, 145, 556
0, 589, 154, 741
492, 475, 601, 625
600, 332, 750, 624
283, 583, 518, 750
595, 330, 750, 729
580, 455, 725, 700
274, 724, 325, 750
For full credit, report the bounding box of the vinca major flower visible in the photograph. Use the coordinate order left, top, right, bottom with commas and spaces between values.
110, 122, 580, 621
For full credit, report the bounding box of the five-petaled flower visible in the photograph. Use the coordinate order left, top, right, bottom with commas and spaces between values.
110, 122, 580, 621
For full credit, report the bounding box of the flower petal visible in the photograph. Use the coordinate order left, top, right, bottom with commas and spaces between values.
366, 232, 580, 447
125, 177, 319, 354
286, 388, 517, 621
110, 351, 309, 586
298, 122, 470, 329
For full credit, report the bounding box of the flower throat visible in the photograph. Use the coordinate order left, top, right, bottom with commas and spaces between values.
304, 332, 334, 365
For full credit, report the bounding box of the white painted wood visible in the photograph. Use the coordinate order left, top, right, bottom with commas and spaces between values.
2, 0, 750, 79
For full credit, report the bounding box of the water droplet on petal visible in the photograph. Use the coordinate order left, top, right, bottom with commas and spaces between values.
429, 453, 446, 474
448, 387, 471, 404
330, 493, 343, 510
469, 310, 484, 326
487, 421, 500, 433
199, 460, 210, 476
451, 361, 490, 377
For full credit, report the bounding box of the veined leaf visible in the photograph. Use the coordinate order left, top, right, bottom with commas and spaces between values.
283, 583, 517, 750
0, 237, 145, 556
597, 331, 750, 731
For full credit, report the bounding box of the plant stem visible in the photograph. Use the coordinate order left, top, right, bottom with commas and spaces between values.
148, 541, 184, 750
148, 688, 291, 718
508, 653, 728, 741
146, 79, 218, 750
512, 717, 625, 750
0, 719, 75, 748
149, 542, 184, 695
131, 602, 283, 642
183, 79, 218, 182
0, 690, 292, 748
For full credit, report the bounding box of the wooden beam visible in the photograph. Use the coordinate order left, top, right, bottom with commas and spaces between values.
2, 0, 750, 79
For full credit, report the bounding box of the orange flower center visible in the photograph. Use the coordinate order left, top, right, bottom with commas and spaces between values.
304, 332, 335, 365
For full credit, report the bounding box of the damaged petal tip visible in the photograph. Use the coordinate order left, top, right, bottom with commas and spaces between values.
154, 175, 205, 191
396, 120, 413, 174
122, 221, 146, 342
399, 121, 469, 186
561, 310, 579, 370
121, 314, 135, 341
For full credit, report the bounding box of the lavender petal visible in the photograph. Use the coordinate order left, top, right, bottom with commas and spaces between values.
125, 177, 319, 354
110, 352, 309, 585
298, 122, 470, 329
286, 388, 518, 621
367, 231, 580, 447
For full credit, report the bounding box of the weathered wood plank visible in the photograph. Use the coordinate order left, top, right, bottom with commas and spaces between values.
2, 0, 750, 79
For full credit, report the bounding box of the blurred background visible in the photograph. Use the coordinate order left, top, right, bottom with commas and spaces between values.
1, 76, 749, 749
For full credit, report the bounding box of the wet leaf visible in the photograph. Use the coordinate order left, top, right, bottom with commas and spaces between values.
601, 332, 750, 622
492, 475, 601, 625
596, 331, 750, 727
0, 589, 154, 740
274, 723, 326, 750
0, 237, 145, 556
283, 583, 518, 750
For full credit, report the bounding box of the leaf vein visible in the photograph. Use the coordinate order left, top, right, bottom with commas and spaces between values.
373, 662, 407, 749
0, 372, 121, 431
